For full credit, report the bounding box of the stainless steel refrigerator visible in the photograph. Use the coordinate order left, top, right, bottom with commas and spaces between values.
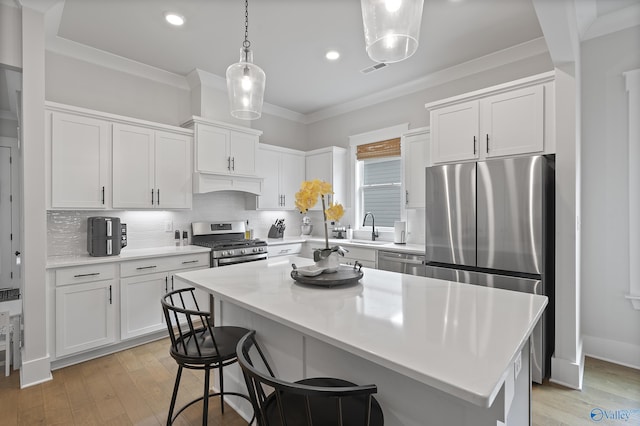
424, 155, 554, 383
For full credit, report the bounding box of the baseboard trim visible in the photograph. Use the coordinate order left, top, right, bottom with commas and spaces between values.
549, 344, 585, 390
583, 334, 640, 370
20, 354, 52, 388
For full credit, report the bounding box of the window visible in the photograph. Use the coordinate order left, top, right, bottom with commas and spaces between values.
359, 158, 402, 228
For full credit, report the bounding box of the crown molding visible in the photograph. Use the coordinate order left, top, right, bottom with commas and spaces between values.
304, 37, 549, 124
581, 3, 640, 41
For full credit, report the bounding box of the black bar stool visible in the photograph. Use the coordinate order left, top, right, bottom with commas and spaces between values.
161, 287, 253, 425
237, 330, 384, 426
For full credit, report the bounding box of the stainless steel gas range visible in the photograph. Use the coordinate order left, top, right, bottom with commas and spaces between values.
191, 221, 268, 267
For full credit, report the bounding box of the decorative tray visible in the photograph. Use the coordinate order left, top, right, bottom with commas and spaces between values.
291, 265, 364, 287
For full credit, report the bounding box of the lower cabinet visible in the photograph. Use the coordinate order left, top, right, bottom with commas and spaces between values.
51, 251, 210, 362
55, 279, 116, 358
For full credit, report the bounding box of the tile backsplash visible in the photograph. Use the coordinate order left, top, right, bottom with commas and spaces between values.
47, 191, 425, 257
47, 191, 324, 257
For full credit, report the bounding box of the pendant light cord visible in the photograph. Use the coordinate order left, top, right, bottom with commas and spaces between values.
243, 0, 251, 62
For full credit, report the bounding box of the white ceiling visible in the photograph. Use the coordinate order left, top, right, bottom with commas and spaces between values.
3, 0, 639, 122
50, 0, 545, 117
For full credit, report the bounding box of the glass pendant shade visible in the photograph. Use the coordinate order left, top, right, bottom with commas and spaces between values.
226, 48, 266, 120
361, 0, 424, 63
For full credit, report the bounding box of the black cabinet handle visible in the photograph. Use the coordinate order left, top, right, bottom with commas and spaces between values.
486, 134, 489, 153
406, 190, 409, 205
102, 186, 105, 205
157, 189, 160, 205
473, 136, 477, 155
171, 275, 174, 291
108, 285, 112, 304
74, 272, 100, 278
151, 189, 155, 205
181, 260, 199, 264
165, 276, 168, 293
228, 157, 231, 170
232, 157, 235, 171
135, 265, 157, 270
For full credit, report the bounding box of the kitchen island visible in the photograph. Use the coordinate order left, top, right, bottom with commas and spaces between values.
175, 256, 547, 426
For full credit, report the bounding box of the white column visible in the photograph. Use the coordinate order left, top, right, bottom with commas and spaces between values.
20, 5, 51, 387
624, 69, 640, 310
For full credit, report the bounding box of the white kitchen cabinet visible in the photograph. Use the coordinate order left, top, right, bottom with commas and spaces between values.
480, 85, 544, 158
305, 146, 348, 209
402, 127, 430, 209
185, 117, 261, 176
50, 111, 110, 209
256, 144, 305, 210
431, 100, 479, 164
54, 264, 116, 358
120, 253, 209, 340
112, 123, 192, 209
427, 72, 554, 165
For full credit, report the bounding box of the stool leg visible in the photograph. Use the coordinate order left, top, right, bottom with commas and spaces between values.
203, 367, 210, 426
219, 364, 224, 414
167, 365, 183, 426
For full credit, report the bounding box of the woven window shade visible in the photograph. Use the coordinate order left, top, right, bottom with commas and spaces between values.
356, 138, 401, 160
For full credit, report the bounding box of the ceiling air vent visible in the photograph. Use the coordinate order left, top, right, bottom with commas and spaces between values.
360, 63, 388, 74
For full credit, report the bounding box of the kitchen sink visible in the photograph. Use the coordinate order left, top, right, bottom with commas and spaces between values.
345, 239, 390, 246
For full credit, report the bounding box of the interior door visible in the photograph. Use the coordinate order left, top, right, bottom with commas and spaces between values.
425, 162, 476, 266
476, 156, 543, 274
0, 147, 13, 287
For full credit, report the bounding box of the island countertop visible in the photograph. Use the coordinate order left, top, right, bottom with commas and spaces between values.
176, 256, 547, 408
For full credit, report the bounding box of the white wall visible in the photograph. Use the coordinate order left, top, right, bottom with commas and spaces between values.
254, 113, 307, 151
0, 3, 22, 69
45, 52, 191, 126
580, 25, 640, 369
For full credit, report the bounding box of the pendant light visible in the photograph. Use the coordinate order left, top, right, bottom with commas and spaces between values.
226, 0, 265, 120
361, 0, 424, 63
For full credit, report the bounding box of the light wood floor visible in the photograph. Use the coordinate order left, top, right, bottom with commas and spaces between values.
1, 341, 638, 425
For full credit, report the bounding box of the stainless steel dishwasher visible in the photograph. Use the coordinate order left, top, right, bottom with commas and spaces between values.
377, 251, 426, 276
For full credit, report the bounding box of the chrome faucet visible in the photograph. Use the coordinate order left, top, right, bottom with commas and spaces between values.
362, 212, 379, 241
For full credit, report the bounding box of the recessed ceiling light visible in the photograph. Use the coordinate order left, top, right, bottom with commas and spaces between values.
325, 50, 340, 61
165, 12, 185, 26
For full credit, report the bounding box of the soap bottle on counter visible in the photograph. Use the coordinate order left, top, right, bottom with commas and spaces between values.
182, 231, 189, 246
346, 225, 353, 240
245, 220, 253, 240
175, 230, 181, 247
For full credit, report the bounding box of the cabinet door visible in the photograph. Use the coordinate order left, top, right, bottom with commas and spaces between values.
113, 123, 155, 208
305, 152, 332, 210
403, 131, 429, 209
256, 147, 281, 209
280, 152, 305, 209
481, 85, 544, 158
55, 280, 115, 357
51, 112, 109, 209
230, 131, 257, 176
431, 100, 479, 164
121, 272, 168, 340
195, 124, 230, 174
155, 131, 192, 208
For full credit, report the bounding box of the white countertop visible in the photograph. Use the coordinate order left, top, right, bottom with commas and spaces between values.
46, 245, 211, 268
176, 256, 547, 408
305, 237, 425, 254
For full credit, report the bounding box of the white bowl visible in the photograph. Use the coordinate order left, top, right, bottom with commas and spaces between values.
295, 264, 326, 277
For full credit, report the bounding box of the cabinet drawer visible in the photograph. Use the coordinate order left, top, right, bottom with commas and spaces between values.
56, 263, 115, 286
164, 253, 210, 271
121, 257, 173, 277
343, 247, 376, 262
268, 243, 302, 258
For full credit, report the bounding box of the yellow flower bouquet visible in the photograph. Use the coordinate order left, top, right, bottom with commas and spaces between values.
295, 179, 346, 263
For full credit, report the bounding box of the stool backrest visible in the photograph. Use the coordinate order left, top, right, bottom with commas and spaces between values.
161, 288, 219, 359
237, 331, 379, 426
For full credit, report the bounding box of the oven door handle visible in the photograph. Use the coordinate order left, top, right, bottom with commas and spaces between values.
216, 253, 268, 266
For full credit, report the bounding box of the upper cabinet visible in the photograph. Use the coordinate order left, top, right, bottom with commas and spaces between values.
255, 144, 305, 210
305, 146, 348, 209
112, 124, 192, 209
184, 117, 261, 176
427, 72, 555, 165
49, 111, 110, 209
182, 117, 263, 195
402, 127, 430, 209
46, 102, 194, 210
